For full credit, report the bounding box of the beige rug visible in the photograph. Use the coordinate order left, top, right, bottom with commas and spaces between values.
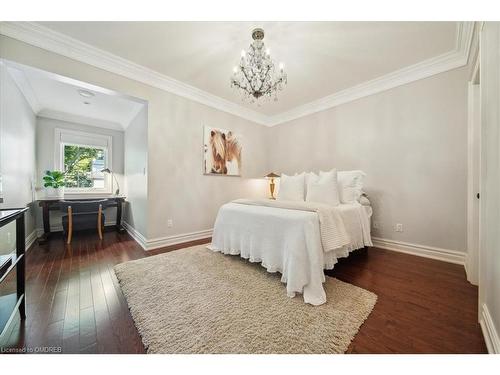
114, 245, 377, 354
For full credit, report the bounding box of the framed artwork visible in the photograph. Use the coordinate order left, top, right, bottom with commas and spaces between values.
203, 126, 242, 176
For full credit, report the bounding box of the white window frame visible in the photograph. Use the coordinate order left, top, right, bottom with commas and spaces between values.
54, 128, 113, 195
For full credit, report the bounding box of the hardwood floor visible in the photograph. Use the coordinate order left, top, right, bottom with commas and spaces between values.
0, 231, 486, 354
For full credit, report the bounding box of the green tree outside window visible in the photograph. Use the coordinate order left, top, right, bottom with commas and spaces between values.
64, 145, 105, 188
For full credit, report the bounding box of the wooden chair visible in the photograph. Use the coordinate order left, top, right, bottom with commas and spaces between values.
60, 200, 108, 244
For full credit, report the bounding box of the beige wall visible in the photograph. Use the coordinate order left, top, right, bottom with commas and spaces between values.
267, 67, 469, 252
0, 35, 269, 241
146, 94, 268, 239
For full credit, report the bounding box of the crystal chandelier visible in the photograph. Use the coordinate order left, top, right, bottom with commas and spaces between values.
230, 28, 287, 103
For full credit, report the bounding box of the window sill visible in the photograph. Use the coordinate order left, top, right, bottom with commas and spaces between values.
63, 192, 116, 199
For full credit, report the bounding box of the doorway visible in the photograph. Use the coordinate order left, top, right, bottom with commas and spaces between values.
466, 54, 480, 286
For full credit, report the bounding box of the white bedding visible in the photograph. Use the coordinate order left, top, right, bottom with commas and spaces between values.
208, 200, 372, 306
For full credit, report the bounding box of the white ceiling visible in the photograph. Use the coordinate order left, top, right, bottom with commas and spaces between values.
37, 21, 458, 115
5, 61, 144, 131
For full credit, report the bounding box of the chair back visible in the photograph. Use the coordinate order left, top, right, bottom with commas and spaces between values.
59, 199, 108, 214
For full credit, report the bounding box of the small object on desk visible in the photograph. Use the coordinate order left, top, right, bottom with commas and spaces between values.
265, 172, 280, 200
0, 254, 12, 278
101, 168, 120, 196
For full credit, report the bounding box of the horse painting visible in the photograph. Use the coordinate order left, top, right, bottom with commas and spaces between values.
204, 127, 242, 176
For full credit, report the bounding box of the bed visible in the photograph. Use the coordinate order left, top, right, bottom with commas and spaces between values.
207, 196, 372, 306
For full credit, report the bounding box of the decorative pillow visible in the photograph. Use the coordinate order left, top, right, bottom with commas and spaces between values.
306, 169, 340, 206
337, 170, 366, 203
304, 171, 318, 196
277, 173, 306, 201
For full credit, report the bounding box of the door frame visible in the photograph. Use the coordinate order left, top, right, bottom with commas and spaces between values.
466, 48, 481, 286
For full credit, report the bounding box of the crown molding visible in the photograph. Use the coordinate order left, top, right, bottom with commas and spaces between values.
0, 22, 474, 128
267, 22, 475, 126
0, 21, 270, 126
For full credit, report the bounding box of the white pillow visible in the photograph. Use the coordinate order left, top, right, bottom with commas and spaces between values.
277, 173, 305, 201
306, 169, 340, 206
304, 171, 318, 196
337, 170, 366, 203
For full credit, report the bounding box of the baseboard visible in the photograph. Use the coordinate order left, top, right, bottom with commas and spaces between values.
145, 229, 213, 251
122, 227, 464, 265
372, 237, 466, 265
122, 221, 148, 250
25, 230, 37, 250
480, 303, 500, 353
122, 222, 212, 251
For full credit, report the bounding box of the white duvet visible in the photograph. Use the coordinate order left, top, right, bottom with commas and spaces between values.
208, 199, 372, 306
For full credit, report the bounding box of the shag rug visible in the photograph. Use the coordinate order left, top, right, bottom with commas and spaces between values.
114, 245, 377, 354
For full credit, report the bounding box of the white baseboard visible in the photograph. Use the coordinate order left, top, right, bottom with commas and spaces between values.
25, 229, 37, 250
122, 221, 148, 250
372, 237, 466, 265
121, 226, 464, 266
145, 229, 213, 251
480, 303, 500, 354
122, 221, 212, 251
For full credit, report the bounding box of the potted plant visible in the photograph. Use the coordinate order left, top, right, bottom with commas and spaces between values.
43, 170, 66, 198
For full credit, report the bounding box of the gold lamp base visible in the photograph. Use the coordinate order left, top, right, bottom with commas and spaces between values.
269, 178, 276, 199
265, 172, 280, 200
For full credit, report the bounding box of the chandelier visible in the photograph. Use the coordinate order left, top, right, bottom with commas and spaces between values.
230, 28, 287, 103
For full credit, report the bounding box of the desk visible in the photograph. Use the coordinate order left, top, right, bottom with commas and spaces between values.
37, 195, 126, 244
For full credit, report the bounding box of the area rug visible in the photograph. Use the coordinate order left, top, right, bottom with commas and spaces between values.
114, 245, 377, 354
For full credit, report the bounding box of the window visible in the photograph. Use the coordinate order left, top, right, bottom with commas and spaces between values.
63, 144, 106, 189
55, 129, 113, 194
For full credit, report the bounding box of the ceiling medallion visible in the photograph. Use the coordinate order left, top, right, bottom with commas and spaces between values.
230, 28, 287, 103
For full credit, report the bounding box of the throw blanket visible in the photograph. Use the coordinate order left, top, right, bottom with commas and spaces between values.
232, 199, 351, 253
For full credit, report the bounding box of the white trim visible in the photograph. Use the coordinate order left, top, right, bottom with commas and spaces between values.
0, 21, 474, 127
267, 22, 475, 126
25, 229, 37, 250
125, 227, 464, 267
122, 221, 147, 250
372, 237, 466, 265
466, 79, 481, 285
122, 221, 212, 251
145, 229, 213, 251
480, 303, 500, 353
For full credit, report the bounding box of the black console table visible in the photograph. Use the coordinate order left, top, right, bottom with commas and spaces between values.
0, 207, 28, 338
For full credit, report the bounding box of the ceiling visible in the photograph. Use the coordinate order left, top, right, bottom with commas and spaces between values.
36, 21, 458, 116
5, 61, 145, 131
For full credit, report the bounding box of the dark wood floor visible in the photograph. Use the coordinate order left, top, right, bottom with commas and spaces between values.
0, 231, 486, 354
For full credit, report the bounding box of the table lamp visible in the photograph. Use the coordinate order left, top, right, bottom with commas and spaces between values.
265, 172, 280, 199
101, 168, 120, 196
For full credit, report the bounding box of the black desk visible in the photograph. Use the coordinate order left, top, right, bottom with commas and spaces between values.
37, 196, 126, 244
